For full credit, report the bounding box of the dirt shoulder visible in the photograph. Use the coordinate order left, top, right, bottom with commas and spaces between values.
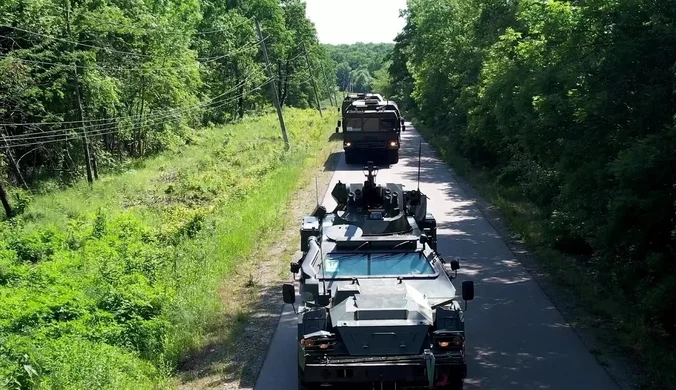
174, 135, 342, 390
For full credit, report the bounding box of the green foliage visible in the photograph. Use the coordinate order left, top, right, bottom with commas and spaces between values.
0, 108, 336, 388
325, 43, 394, 93
388, 0, 676, 387
0, 0, 336, 190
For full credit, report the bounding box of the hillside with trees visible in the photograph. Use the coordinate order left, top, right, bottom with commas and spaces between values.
0, 0, 338, 388
386, 0, 676, 387
324, 42, 393, 93
0, 0, 335, 196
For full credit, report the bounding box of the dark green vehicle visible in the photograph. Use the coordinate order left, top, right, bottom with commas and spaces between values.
282, 162, 476, 390
337, 97, 406, 165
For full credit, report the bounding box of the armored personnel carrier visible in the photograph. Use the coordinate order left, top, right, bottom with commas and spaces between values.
282, 162, 475, 390
336, 97, 406, 165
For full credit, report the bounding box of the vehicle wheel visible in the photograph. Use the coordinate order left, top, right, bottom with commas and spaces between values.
298, 366, 312, 390
439, 378, 464, 390
344, 150, 356, 164
388, 150, 399, 165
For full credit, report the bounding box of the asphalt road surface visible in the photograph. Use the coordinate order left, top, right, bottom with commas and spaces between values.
254, 123, 619, 390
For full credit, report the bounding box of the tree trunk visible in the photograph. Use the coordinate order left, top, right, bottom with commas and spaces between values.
0, 182, 13, 219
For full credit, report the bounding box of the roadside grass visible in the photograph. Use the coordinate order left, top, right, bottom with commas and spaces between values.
415, 122, 676, 389
0, 108, 337, 389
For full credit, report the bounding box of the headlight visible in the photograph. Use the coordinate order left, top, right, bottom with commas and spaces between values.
344, 142, 352, 147
390, 141, 398, 147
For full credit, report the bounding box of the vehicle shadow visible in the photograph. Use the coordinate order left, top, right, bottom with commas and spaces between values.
328, 132, 343, 142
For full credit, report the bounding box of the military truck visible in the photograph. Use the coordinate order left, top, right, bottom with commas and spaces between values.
336, 97, 406, 165
282, 162, 475, 390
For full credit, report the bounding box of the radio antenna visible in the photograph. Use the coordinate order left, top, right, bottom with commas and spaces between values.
319, 240, 327, 295
417, 138, 422, 191
315, 176, 319, 206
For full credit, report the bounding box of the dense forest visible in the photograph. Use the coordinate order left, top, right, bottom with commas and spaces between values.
325, 42, 393, 93
0, 0, 337, 388
0, 0, 335, 196
386, 0, 676, 385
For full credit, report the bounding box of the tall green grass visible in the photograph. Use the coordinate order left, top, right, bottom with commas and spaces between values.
0, 108, 336, 389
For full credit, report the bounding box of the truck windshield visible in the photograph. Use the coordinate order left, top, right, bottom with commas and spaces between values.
320, 252, 435, 278
345, 118, 398, 132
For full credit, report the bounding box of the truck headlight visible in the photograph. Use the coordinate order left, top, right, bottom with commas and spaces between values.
344, 142, 351, 147
390, 141, 398, 147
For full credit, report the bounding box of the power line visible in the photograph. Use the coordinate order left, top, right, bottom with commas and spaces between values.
1, 71, 260, 134
1, 25, 157, 59
0, 34, 268, 68
43, 3, 256, 38
2, 78, 275, 148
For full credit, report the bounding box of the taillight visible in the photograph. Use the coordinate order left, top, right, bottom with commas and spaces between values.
300, 334, 337, 351
433, 332, 464, 349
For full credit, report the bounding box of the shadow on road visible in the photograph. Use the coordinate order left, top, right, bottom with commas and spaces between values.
328, 132, 343, 142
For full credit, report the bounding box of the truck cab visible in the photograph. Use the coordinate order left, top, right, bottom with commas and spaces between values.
337, 98, 405, 165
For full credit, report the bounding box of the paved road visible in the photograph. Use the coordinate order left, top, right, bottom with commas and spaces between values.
254, 123, 619, 390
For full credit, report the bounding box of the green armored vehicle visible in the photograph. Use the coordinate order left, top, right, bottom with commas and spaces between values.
282, 162, 475, 390
337, 97, 406, 165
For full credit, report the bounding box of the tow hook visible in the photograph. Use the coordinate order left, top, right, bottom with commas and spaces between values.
423, 349, 435, 389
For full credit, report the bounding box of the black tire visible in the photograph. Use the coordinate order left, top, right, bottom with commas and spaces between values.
344, 150, 356, 164
298, 366, 313, 390
440, 378, 464, 390
388, 150, 399, 165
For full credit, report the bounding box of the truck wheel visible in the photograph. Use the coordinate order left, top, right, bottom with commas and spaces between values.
298, 367, 312, 390
344, 150, 356, 164
388, 150, 399, 165
440, 378, 464, 390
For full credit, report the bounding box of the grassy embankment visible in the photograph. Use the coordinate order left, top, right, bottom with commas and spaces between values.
0, 108, 337, 389
414, 121, 675, 389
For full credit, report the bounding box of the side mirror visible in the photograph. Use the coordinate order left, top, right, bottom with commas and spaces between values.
450, 259, 460, 271
290, 262, 300, 274
282, 283, 296, 304
337, 120, 342, 127
462, 281, 474, 302
419, 234, 428, 248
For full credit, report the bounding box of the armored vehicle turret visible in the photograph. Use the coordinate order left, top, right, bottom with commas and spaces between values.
282, 163, 475, 390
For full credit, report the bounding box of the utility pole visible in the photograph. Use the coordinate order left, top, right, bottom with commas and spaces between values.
64, 0, 94, 184
302, 42, 322, 118
2, 127, 29, 190
255, 19, 289, 148
318, 60, 336, 107
0, 181, 12, 218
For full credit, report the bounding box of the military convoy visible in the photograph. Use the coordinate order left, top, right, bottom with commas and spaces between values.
282, 162, 475, 390
336, 93, 406, 165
